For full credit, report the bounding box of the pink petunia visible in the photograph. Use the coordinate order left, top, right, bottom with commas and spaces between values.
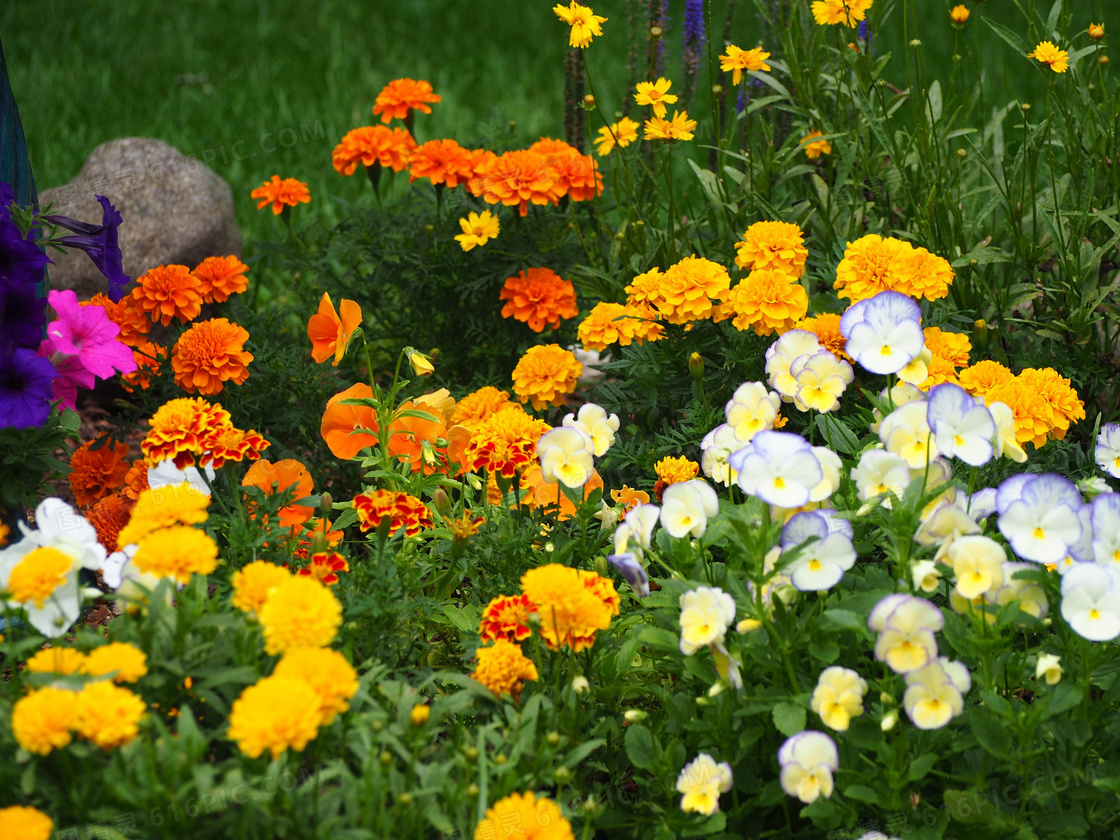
46, 289, 137, 379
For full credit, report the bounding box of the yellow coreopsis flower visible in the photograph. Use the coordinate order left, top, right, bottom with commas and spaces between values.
594, 116, 641, 156
553, 2, 607, 49
454, 210, 500, 252
800, 130, 833, 159
1089, 23, 1105, 42
719, 45, 772, 85
812, 0, 873, 27
644, 110, 697, 142
634, 77, 678, 118
1029, 40, 1070, 73
949, 5, 969, 25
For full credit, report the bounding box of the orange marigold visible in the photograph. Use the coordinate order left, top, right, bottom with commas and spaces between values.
141, 397, 232, 468
480, 593, 537, 643
734, 221, 809, 279
528, 138, 603, 202
121, 341, 167, 393
471, 638, 539, 698
122, 459, 150, 501
985, 378, 1054, 449
172, 318, 253, 396
655, 455, 700, 486
131, 264, 203, 326
922, 327, 971, 368
332, 126, 417, 175
450, 386, 512, 428
625, 266, 667, 311
471, 149, 566, 217
461, 405, 550, 478
193, 255, 250, 303
500, 268, 579, 333
655, 256, 732, 324
203, 424, 270, 469
1017, 368, 1085, 440
833, 234, 910, 303
889, 246, 954, 301
86, 492, 134, 554
320, 383, 380, 461
577, 301, 662, 352
242, 458, 315, 528
69, 436, 131, 507
957, 360, 1013, 398
794, 313, 848, 360
353, 489, 433, 537
297, 551, 350, 585
511, 344, 582, 410
408, 138, 474, 188
521, 564, 615, 652
84, 293, 150, 346
726, 269, 809, 336
250, 175, 311, 215
372, 78, 441, 124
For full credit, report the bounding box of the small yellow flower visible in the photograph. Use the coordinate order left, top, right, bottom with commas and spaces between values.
0, 805, 53, 840
408, 350, 435, 377
454, 210, 499, 251
553, 1, 607, 49
227, 676, 323, 759
594, 116, 641, 157
410, 703, 431, 725
85, 642, 148, 683
1029, 40, 1070, 73
634, 77, 678, 118
1089, 23, 1105, 42
11, 687, 76, 755
644, 110, 697, 142
719, 45, 772, 85
75, 681, 146, 749
950, 5, 969, 25
800, 130, 833, 159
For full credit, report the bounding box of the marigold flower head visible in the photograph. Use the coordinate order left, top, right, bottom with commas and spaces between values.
373, 78, 441, 124
74, 679, 145, 749
1029, 41, 1070, 73
832, 234, 911, 302
122, 460, 150, 501
203, 424, 270, 470
720, 45, 772, 85
553, 2, 607, 49
121, 340, 168, 393
1017, 367, 1085, 438
634, 77, 678, 118
595, 116, 641, 157
800, 130, 833, 159
727, 269, 810, 336
890, 246, 954, 301
577, 301, 662, 351
172, 318, 253, 396
512, 344, 582, 410
461, 405, 551, 477
231, 560, 291, 615
795, 313, 848, 360
250, 175, 310, 215
332, 126, 417, 175
472, 149, 566, 217
117, 480, 209, 546
26, 645, 87, 675
957, 359, 1013, 397
471, 638, 540, 698
455, 210, 500, 251
451, 386, 512, 428
922, 327, 971, 368
84, 642, 147, 683
408, 138, 474, 187
68, 436, 130, 508
655, 256, 731, 324
655, 455, 700, 486
353, 489, 433, 537
133, 525, 218, 584
0, 805, 53, 840
984, 378, 1054, 448
475, 792, 573, 840
273, 647, 358, 725
500, 268, 579, 333
950, 5, 969, 24
292, 551, 347, 586
644, 110, 697, 142
480, 593, 538, 644
142, 396, 233, 467
258, 575, 342, 654
611, 486, 651, 513
812, 0, 873, 27
242, 459, 315, 528
192, 255, 250, 303
227, 675, 323, 758
11, 687, 76, 754
521, 564, 615, 651
85, 292, 150, 346
735, 221, 809, 278
131, 264, 203, 326
528, 139, 602, 202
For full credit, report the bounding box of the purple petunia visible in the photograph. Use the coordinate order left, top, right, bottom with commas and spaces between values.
0, 276, 46, 352
46, 195, 130, 302
0, 347, 58, 429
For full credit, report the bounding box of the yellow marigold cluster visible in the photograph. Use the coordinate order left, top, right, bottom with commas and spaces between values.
500, 268, 579, 332
726, 269, 809, 336
451, 386, 512, 428
132, 524, 218, 584
625, 266, 667, 311
13, 682, 145, 754
11, 688, 76, 754
231, 560, 292, 616
0, 805, 53, 840
734, 221, 809, 278
353, 489, 434, 537
512, 345, 582, 410
651, 256, 732, 324
471, 638, 540, 698
520, 564, 618, 652
475, 791, 574, 840
577, 301, 662, 351
918, 327, 972, 389
140, 397, 268, 470
26, 646, 87, 676
795, 313, 848, 360
75, 681, 147, 749
958, 360, 1013, 398
84, 642, 148, 683
117, 481, 209, 546
984, 367, 1085, 448
258, 576, 342, 655
655, 456, 701, 486
834, 234, 954, 303
461, 405, 551, 477
227, 675, 324, 759
272, 647, 359, 725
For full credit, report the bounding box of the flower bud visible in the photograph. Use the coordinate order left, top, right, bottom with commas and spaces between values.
909, 39, 921, 48
379, 751, 393, 766
595, 556, 609, 577
708, 681, 726, 698
572, 676, 590, 694
880, 692, 895, 705
881, 709, 899, 731
583, 796, 600, 814
398, 792, 413, 806
689, 352, 704, 383
494, 753, 507, 765
649, 25, 663, 40
695, 695, 713, 706
1079, 475, 1111, 500
547, 731, 561, 746
465, 746, 479, 760
468, 783, 480, 796
433, 487, 452, 517
320, 492, 333, 518
736, 618, 761, 634
623, 710, 647, 722
711, 84, 723, 95
582, 94, 597, 111
1089, 23, 1105, 42
410, 704, 430, 725
1101, 55, 1111, 67
554, 767, 572, 783
372, 719, 384, 732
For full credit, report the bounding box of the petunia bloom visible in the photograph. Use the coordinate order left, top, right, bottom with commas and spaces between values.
0, 348, 57, 429
46, 195, 129, 301
46, 289, 137, 380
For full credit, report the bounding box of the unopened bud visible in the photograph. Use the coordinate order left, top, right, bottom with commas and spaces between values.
379, 751, 393, 766
547, 731, 561, 746
1089, 23, 1105, 42
909, 39, 921, 48
689, 352, 704, 383
595, 556, 609, 576
649, 25, 663, 40
881, 709, 899, 731
583, 796, 600, 814
711, 84, 723, 95
467, 783, 480, 796
494, 753, 507, 765
554, 767, 572, 783
708, 682, 725, 698
880, 692, 895, 705
695, 695, 713, 706
1021, 102, 1031, 111
407, 349, 434, 377
1102, 55, 1111, 67
433, 487, 452, 517
465, 746, 479, 760
572, 676, 590, 694
398, 792, 413, 806
582, 94, 596, 111
320, 492, 333, 518
623, 710, 647, 722
956, 148, 967, 158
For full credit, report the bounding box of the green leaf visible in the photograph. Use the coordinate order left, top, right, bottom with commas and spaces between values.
944, 789, 996, 823
639, 626, 681, 653
681, 813, 726, 836
560, 739, 605, 769
809, 638, 839, 664
844, 784, 880, 804
772, 702, 806, 737
815, 414, 860, 456
624, 724, 657, 770
1042, 682, 1084, 719
969, 707, 1011, 756
908, 753, 939, 781
821, 609, 867, 633
982, 17, 1030, 57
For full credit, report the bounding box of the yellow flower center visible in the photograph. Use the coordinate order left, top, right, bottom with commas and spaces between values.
880, 345, 892, 356
808, 559, 822, 572
773, 476, 786, 489
8, 547, 72, 608
1033, 527, 1045, 540
1090, 609, 1101, 620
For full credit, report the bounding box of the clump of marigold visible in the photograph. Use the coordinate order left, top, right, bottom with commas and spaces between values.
84, 642, 148, 683
469, 148, 566, 217
227, 675, 324, 758
512, 344, 583, 410
625, 266, 667, 312
373, 78, 441, 124
11, 688, 76, 754
85, 293, 150, 346
521, 564, 616, 651
68, 436, 131, 508
131, 264, 203, 326
86, 492, 133, 554
577, 301, 662, 352
132, 525, 218, 584
0, 805, 54, 840
734, 221, 809, 278
795, 313, 848, 360
1017, 367, 1085, 441
231, 560, 291, 616
74, 680, 145, 749
408, 138, 474, 188
834, 235, 954, 303
273, 647, 358, 725
890, 246, 954, 301
471, 638, 540, 698
332, 126, 417, 175
500, 268, 579, 333
117, 481, 210, 546
450, 386, 513, 428
121, 340, 168, 393
917, 326, 972, 389
140, 397, 230, 467
480, 594, 537, 644
654, 256, 732, 324
122, 459, 150, 501
258, 575, 343, 654
353, 489, 433, 537
957, 359, 1013, 398
193, 255, 250, 303
984, 378, 1053, 449
26, 646, 87, 676
476, 792, 573, 840
250, 175, 311, 215
172, 318, 253, 396
528, 137, 603, 202
726, 269, 809, 336
461, 405, 551, 477
655, 455, 700, 487
204, 424, 270, 469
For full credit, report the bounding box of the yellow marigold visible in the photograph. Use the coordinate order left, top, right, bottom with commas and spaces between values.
512, 344, 582, 410
625, 266, 667, 311
85, 292, 150, 347
140, 396, 232, 468
594, 116, 641, 157
572, 571, 619, 649
353, 489, 434, 537
500, 268, 579, 333
985, 378, 1054, 448
258, 576, 343, 654
655, 455, 700, 486
812, 0, 873, 26
1029, 41, 1069, 73
833, 234, 910, 302
12, 687, 76, 754
373, 78, 441, 124
577, 301, 662, 352
644, 110, 697, 142
889, 246, 954, 301
84, 642, 148, 683
1018, 368, 1085, 439
409, 138, 474, 188
475, 792, 574, 840
451, 386, 512, 428
118, 481, 210, 547
521, 564, 614, 652
272, 647, 358, 725
795, 313, 848, 360
172, 318, 253, 396
957, 360, 1013, 397
720, 45, 772, 85
455, 210, 500, 252
26, 646, 87, 676
922, 327, 972, 368
68, 436, 130, 508
471, 638, 540, 698
462, 405, 551, 477
0, 805, 53, 840
131, 264, 203, 326
193, 255, 250, 303
654, 256, 732, 324
332, 126, 417, 175
250, 175, 311, 215
734, 220, 809, 279
726, 269, 809, 336
553, 1, 607, 49
75, 681, 145, 749
133, 525, 218, 584
471, 149, 566, 217
800, 129, 833, 159
227, 675, 323, 759
231, 560, 291, 616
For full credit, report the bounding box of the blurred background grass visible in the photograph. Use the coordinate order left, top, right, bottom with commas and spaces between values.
0, 0, 1087, 250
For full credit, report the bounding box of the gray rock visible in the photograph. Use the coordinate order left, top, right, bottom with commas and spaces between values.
39, 138, 242, 299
